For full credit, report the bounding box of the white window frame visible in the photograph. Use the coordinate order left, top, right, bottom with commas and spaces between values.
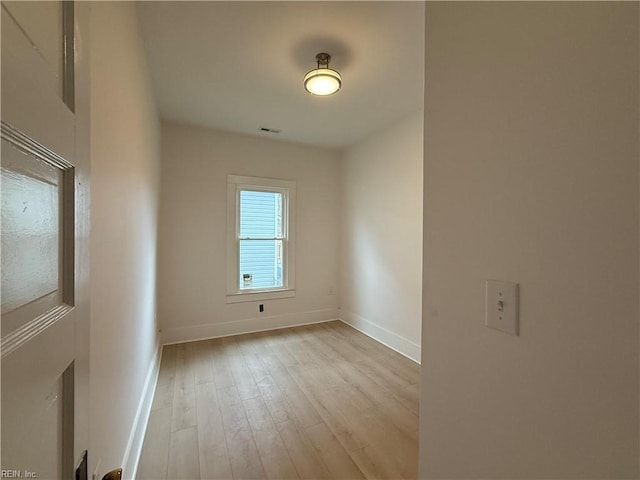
226, 175, 296, 304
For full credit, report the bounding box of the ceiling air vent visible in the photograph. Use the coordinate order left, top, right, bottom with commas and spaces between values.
260, 127, 281, 134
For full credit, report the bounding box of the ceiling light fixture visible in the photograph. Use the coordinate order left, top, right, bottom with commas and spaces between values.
304, 53, 342, 96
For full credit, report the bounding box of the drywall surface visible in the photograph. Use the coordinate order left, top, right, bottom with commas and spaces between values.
90, 2, 161, 478
340, 112, 423, 362
421, 2, 639, 478
157, 124, 340, 343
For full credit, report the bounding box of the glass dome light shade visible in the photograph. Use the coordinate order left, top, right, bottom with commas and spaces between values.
304, 68, 342, 96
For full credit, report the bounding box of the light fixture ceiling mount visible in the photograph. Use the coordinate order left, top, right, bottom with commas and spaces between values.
304, 52, 342, 96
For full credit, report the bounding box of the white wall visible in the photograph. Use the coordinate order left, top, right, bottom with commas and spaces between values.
340, 112, 423, 362
421, 2, 639, 478
158, 124, 340, 343
90, 3, 161, 479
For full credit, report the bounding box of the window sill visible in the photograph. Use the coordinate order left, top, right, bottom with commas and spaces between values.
226, 289, 296, 304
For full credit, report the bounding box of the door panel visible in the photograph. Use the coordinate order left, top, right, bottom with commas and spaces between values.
2, 1, 64, 99
1, 143, 63, 316
0, 124, 74, 340
1, 317, 73, 480
1, 2, 89, 479
1, 4, 75, 160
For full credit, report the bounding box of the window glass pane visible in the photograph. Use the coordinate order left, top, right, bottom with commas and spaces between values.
239, 190, 283, 239
239, 239, 283, 290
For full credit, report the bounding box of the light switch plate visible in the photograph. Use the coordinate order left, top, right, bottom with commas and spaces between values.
485, 280, 519, 336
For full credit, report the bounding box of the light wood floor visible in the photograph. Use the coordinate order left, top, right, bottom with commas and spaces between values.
137, 321, 420, 480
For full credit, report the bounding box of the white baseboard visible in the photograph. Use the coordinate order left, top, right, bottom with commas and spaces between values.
161, 308, 338, 345
122, 337, 163, 480
338, 310, 421, 364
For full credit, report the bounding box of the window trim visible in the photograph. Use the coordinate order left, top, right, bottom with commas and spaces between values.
226, 175, 296, 304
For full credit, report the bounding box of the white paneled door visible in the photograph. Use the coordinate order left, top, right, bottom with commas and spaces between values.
1, 2, 90, 479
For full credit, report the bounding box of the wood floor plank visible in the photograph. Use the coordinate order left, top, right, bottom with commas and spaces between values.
261, 328, 288, 347
253, 430, 299, 480
171, 387, 197, 433
269, 374, 322, 428
172, 344, 197, 432
243, 395, 300, 479
210, 339, 235, 389
139, 322, 419, 480
152, 345, 177, 411
217, 385, 266, 479
277, 420, 333, 479
287, 365, 367, 452
397, 382, 421, 416
349, 447, 385, 480
199, 445, 232, 480
153, 376, 175, 412
168, 427, 200, 480
393, 385, 420, 415
335, 326, 420, 388
174, 342, 195, 389
304, 422, 366, 479
189, 340, 215, 386
300, 334, 344, 363
315, 324, 370, 363
350, 443, 414, 480
227, 437, 266, 480
244, 352, 271, 385
256, 375, 295, 425
195, 383, 226, 453
331, 384, 375, 418
137, 407, 171, 480
217, 385, 253, 445
344, 407, 418, 479
353, 357, 414, 400
260, 354, 323, 428
371, 351, 420, 385
334, 360, 419, 437
284, 340, 320, 367
320, 321, 353, 340
226, 352, 261, 401
220, 336, 243, 356
266, 342, 298, 367
242, 395, 274, 435
237, 331, 272, 356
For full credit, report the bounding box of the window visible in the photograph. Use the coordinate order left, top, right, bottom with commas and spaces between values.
227, 175, 296, 303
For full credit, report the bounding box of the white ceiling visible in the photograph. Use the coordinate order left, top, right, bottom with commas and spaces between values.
136, 1, 425, 149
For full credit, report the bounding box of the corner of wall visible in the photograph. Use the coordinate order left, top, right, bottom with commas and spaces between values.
339, 111, 424, 366
338, 310, 421, 364
161, 308, 339, 345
